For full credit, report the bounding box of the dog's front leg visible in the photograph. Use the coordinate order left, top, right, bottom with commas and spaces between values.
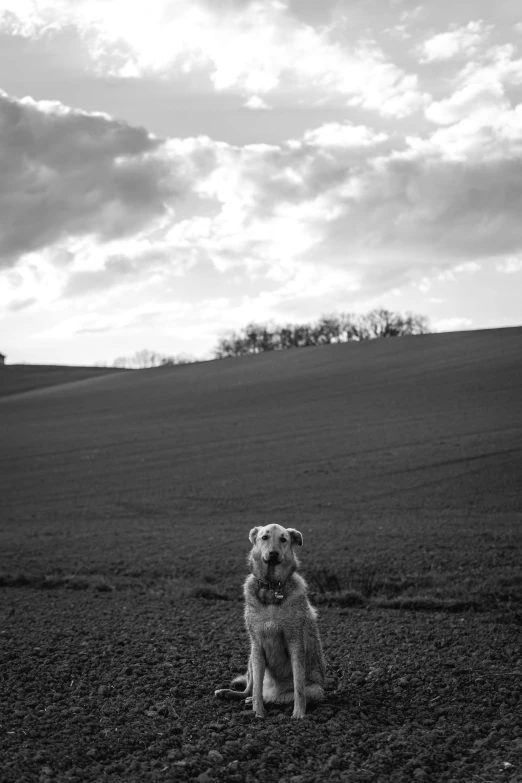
251, 642, 266, 719
289, 638, 306, 719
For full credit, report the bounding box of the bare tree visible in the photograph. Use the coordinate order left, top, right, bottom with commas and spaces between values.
278, 325, 296, 350
356, 309, 431, 339
291, 324, 316, 347
111, 349, 195, 369
312, 315, 344, 345
212, 308, 431, 359
338, 313, 360, 342
160, 354, 195, 366
130, 349, 163, 369
402, 312, 431, 335
214, 332, 248, 358
112, 356, 130, 368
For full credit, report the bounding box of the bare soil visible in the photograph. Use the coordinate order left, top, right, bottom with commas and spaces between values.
1, 328, 521, 782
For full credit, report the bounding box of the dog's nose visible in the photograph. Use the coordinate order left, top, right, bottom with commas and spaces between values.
268, 551, 279, 560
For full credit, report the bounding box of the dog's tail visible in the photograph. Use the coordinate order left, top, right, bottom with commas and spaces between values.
214, 672, 251, 701
214, 674, 252, 700
231, 674, 248, 690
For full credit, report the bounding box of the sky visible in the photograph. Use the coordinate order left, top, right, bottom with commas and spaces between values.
1, 0, 521, 365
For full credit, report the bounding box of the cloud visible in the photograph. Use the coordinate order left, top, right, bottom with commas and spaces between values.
454, 262, 481, 273
412, 99, 522, 162
243, 95, 271, 110
0, 90, 218, 268
496, 255, 522, 273
265, 118, 522, 287
62, 246, 195, 298
36, 299, 193, 340
418, 262, 481, 292
2, 79, 522, 319
434, 317, 473, 332
0, 0, 427, 118
171, 131, 388, 278
301, 123, 388, 148
1, 112, 386, 298
7, 296, 37, 312
457, 43, 522, 90
419, 21, 490, 62
162, 110, 522, 290
346, 151, 522, 262
62, 255, 155, 298
425, 81, 507, 125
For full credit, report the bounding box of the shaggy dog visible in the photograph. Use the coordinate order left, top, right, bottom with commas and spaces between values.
215, 523, 326, 718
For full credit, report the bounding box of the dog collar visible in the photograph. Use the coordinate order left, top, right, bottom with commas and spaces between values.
258, 579, 285, 600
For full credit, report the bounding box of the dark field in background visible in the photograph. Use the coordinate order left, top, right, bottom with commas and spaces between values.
0, 364, 128, 399
1, 327, 521, 600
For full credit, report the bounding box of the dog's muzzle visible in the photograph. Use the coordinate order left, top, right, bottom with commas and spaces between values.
264, 551, 282, 564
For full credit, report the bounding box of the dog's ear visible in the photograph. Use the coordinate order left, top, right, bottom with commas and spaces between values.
287, 528, 303, 547
249, 527, 260, 544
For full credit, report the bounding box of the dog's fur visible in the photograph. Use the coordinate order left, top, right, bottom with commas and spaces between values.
214, 523, 326, 718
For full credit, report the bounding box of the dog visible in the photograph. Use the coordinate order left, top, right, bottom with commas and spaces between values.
214, 523, 326, 718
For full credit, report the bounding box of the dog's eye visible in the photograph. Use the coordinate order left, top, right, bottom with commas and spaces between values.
261, 534, 269, 540
280, 537, 287, 543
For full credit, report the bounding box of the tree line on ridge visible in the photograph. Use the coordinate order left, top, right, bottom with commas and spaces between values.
103, 308, 430, 368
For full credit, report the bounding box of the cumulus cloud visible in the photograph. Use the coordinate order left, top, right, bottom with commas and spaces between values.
496, 255, 522, 273
62, 254, 157, 298
422, 43, 522, 145
3, 73, 522, 319
0, 91, 219, 268
242, 119, 521, 291
301, 123, 388, 148
61, 241, 197, 299
454, 262, 481, 273
243, 95, 271, 110
418, 21, 490, 62
415, 102, 522, 164
457, 43, 522, 90
343, 151, 522, 262
161, 110, 522, 288
425, 81, 507, 126
0, 0, 427, 118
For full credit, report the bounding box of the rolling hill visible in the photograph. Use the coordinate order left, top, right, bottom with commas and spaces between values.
1, 326, 521, 599
0, 363, 129, 398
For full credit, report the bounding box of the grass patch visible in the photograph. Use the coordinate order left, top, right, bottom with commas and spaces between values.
373, 596, 481, 612
307, 566, 435, 601
306, 566, 522, 613
182, 585, 231, 601
0, 571, 115, 592
313, 589, 366, 608
0, 569, 232, 600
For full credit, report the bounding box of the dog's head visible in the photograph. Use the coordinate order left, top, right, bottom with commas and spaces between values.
248, 523, 303, 566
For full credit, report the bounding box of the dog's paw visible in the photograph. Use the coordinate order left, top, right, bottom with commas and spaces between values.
291, 710, 306, 719
214, 688, 228, 699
